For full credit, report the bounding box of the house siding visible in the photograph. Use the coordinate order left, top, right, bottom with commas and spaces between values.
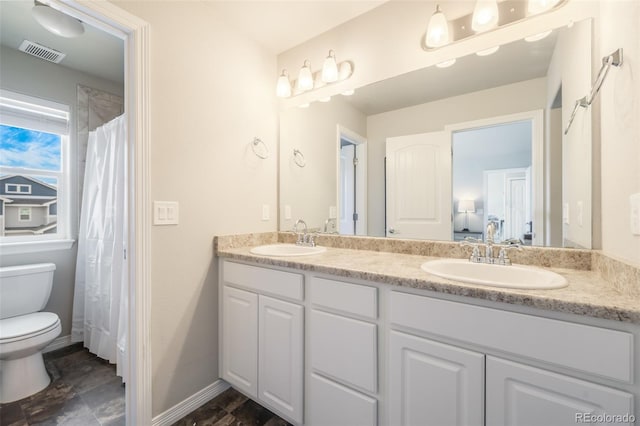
0, 176, 57, 197
5, 205, 47, 228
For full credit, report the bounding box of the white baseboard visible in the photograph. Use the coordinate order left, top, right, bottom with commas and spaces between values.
151, 379, 230, 426
43, 334, 74, 353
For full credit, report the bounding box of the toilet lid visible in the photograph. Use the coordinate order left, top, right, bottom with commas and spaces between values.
0, 312, 60, 341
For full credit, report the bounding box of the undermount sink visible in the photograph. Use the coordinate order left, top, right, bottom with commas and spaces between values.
250, 244, 327, 257
421, 259, 568, 290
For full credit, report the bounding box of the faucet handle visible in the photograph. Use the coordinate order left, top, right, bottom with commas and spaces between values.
497, 244, 522, 265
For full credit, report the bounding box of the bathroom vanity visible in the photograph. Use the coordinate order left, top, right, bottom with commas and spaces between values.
217, 239, 640, 426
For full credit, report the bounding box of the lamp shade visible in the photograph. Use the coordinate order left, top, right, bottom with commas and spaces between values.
276, 70, 292, 98
471, 0, 499, 32
425, 5, 450, 48
527, 0, 561, 15
297, 60, 313, 92
458, 199, 476, 213
321, 50, 338, 83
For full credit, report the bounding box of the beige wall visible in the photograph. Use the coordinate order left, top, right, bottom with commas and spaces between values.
113, 1, 278, 416
598, 0, 640, 265
280, 97, 366, 231
366, 78, 547, 236
0, 45, 124, 337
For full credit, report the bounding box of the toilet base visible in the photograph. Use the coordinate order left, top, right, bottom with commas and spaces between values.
0, 351, 51, 403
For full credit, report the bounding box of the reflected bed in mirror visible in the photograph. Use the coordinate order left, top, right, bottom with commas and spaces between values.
280, 18, 593, 248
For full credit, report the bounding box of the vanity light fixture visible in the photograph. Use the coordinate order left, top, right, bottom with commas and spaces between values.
322, 50, 339, 83
276, 69, 292, 98
32, 1, 84, 38
471, 0, 499, 33
425, 5, 450, 48
297, 60, 314, 92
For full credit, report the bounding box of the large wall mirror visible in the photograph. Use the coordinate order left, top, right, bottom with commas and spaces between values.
280, 18, 593, 248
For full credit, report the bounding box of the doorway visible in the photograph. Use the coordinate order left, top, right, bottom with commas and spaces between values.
337, 126, 367, 236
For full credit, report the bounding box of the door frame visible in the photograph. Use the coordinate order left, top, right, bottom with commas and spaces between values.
48, 1, 151, 424
336, 125, 367, 235
445, 110, 544, 246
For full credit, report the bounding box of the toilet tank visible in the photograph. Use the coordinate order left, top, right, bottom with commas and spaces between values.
0, 263, 56, 319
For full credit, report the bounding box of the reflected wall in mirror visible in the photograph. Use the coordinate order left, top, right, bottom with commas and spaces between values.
279, 18, 593, 248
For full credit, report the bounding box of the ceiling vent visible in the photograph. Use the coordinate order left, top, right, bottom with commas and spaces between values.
19, 40, 66, 64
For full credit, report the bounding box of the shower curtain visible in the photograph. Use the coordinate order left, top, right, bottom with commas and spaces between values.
72, 114, 128, 382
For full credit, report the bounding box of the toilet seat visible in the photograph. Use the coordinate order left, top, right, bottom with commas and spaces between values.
0, 312, 61, 344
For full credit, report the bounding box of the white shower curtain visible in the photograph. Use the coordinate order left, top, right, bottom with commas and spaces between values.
72, 114, 128, 382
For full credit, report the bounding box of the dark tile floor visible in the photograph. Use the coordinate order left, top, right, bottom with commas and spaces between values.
173, 387, 292, 426
0, 343, 125, 426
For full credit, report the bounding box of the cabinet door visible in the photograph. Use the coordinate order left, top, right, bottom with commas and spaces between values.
388, 331, 484, 426
308, 373, 377, 426
221, 286, 258, 398
258, 295, 304, 424
486, 357, 634, 426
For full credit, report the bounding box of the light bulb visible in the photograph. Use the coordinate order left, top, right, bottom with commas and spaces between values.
425, 5, 450, 48
276, 69, 291, 98
297, 60, 313, 92
436, 59, 456, 68
476, 46, 500, 56
471, 0, 499, 33
322, 50, 339, 83
527, 0, 561, 15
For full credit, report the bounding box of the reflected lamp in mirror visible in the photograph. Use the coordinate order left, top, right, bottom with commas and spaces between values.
458, 199, 476, 232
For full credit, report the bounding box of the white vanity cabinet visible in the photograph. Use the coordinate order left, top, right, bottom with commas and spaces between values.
220, 261, 304, 424
307, 277, 379, 426
389, 291, 635, 426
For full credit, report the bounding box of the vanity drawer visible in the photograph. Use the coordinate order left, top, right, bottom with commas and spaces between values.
390, 292, 633, 383
308, 373, 377, 426
310, 309, 377, 393
222, 261, 303, 301
310, 277, 377, 319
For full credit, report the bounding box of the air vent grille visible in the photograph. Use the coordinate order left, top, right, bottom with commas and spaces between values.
19, 40, 66, 64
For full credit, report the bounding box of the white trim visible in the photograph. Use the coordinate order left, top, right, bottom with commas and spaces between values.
445, 109, 544, 246
0, 238, 74, 255
151, 380, 231, 426
43, 334, 73, 353
47, 2, 151, 425
5, 184, 32, 194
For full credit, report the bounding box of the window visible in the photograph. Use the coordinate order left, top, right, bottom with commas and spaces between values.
0, 89, 69, 242
18, 207, 32, 221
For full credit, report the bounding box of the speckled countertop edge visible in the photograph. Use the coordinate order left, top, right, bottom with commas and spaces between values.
216, 244, 640, 325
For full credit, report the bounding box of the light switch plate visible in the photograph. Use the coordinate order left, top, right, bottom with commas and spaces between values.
284, 205, 292, 220
631, 193, 640, 235
153, 201, 179, 225
329, 206, 337, 219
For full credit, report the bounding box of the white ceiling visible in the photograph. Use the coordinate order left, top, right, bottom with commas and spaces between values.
0, 1, 387, 84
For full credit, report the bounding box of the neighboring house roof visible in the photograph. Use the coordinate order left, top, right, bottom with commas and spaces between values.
4, 221, 57, 234
0, 175, 58, 192
0, 196, 13, 203
6, 198, 55, 206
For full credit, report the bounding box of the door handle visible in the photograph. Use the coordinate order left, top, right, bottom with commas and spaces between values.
388, 228, 396, 234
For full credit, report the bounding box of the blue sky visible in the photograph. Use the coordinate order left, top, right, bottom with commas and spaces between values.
0, 124, 61, 171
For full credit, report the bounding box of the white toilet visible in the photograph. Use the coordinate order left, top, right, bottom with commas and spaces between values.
0, 263, 61, 403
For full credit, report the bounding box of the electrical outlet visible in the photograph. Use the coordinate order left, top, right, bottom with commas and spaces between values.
631, 193, 640, 235
329, 206, 337, 219
262, 204, 270, 221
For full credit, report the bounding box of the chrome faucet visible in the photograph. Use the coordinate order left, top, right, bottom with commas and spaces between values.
293, 219, 316, 247
485, 222, 496, 260
460, 222, 521, 265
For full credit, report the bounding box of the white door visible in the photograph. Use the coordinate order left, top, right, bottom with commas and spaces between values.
388, 331, 485, 426
386, 132, 451, 239
486, 357, 634, 426
258, 295, 304, 424
221, 286, 258, 398
340, 143, 356, 235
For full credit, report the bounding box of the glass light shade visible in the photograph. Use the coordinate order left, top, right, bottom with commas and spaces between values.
297, 61, 313, 92
322, 50, 339, 83
338, 62, 353, 81
32, 4, 84, 38
436, 59, 456, 68
276, 70, 292, 98
527, 0, 561, 15
476, 46, 500, 56
524, 30, 552, 42
458, 199, 476, 213
471, 0, 499, 33
425, 5, 450, 48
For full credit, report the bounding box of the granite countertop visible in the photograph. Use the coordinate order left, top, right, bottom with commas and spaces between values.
217, 245, 640, 325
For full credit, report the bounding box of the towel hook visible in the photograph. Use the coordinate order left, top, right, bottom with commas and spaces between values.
251, 137, 269, 159
293, 149, 306, 167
